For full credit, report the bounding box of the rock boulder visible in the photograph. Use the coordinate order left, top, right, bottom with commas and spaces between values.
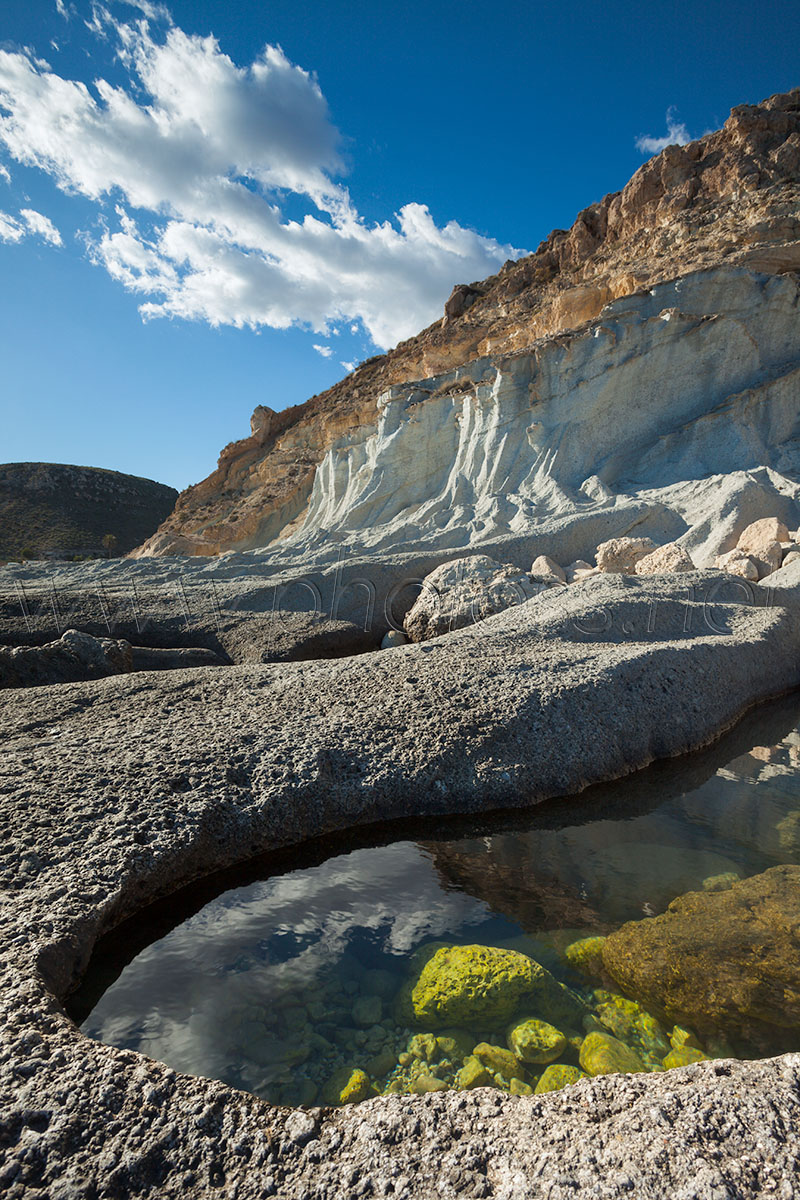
403, 556, 537, 642
601, 866, 800, 1045
596, 538, 658, 574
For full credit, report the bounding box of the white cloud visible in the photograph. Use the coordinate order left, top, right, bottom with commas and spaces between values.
341, 360, 356, 372
0, 206, 62, 245
0, 12, 523, 348
0, 210, 24, 242
118, 0, 173, 21
0, 162, 10, 183
21, 207, 63, 244
635, 106, 691, 155
313, 343, 332, 357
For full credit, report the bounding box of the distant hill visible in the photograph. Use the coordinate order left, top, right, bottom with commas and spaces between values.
0, 463, 178, 561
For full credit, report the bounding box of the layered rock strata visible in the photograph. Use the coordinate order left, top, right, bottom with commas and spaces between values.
137, 89, 800, 559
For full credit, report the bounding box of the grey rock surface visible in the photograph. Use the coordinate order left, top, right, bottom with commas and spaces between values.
0, 628, 133, 688
1, 571, 800, 1197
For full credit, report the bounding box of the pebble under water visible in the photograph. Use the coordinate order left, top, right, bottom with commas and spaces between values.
70, 693, 800, 1107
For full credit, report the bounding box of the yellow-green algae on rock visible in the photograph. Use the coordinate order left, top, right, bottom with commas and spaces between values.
456, 1056, 492, 1089
507, 1017, 567, 1064
472, 1042, 521, 1077
663, 1045, 708, 1069
535, 1064, 586, 1093
591, 990, 669, 1061
563, 936, 607, 978
324, 1066, 371, 1105
579, 1031, 647, 1076
401, 943, 585, 1030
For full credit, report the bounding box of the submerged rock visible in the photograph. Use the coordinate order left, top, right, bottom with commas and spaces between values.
399, 943, 586, 1030
472, 1042, 521, 1077
564, 936, 607, 978
535, 1064, 586, 1093
701, 872, 741, 892
579, 1032, 648, 1076
601, 865, 800, 1041
592, 991, 669, 1059
776, 810, 800, 856
455, 1056, 492, 1089
324, 1066, 371, 1105
352, 995, 382, 1027
663, 1046, 708, 1069
507, 1018, 567, 1064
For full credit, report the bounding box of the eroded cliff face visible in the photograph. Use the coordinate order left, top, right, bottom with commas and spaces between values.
136, 89, 800, 558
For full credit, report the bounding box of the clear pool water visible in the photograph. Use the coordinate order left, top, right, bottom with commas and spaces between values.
70, 693, 800, 1107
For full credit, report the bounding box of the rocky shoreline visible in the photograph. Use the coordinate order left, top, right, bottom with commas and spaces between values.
2, 566, 800, 1197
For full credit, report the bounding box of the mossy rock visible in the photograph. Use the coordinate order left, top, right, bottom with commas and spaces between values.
412, 1074, 449, 1093
534, 1064, 586, 1094
456, 1055, 493, 1089
701, 872, 740, 893
663, 1045, 707, 1069
564, 936, 607, 979
578, 1032, 647, 1076
509, 1077, 533, 1095
507, 1017, 567, 1064
407, 1033, 438, 1062
324, 1066, 371, 1105
601, 866, 800, 1041
472, 1042, 521, 1076
399, 943, 586, 1031
436, 1030, 474, 1061
669, 1026, 701, 1051
592, 991, 669, 1057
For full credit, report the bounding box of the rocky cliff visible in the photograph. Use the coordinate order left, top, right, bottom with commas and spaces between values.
0, 463, 178, 561
136, 89, 800, 559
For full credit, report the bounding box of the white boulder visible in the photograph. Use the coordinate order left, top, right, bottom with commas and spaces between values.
596, 537, 658, 575
715, 549, 760, 580
565, 559, 594, 583
634, 543, 695, 575
530, 555, 567, 583
735, 517, 788, 579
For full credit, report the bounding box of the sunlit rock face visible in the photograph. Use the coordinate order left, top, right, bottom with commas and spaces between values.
266, 268, 800, 564
134, 89, 800, 560
137, 268, 800, 565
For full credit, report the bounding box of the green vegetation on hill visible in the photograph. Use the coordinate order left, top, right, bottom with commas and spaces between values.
0, 463, 178, 561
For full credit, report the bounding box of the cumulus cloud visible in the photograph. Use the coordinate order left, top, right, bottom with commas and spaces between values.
0, 10, 523, 347
0, 210, 24, 242
313, 343, 332, 358
0, 206, 62, 245
21, 207, 63, 244
635, 106, 691, 155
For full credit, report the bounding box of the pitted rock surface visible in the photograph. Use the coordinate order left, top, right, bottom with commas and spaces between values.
2, 572, 800, 1198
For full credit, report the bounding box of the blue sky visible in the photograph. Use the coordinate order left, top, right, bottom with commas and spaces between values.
1, 0, 798, 492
